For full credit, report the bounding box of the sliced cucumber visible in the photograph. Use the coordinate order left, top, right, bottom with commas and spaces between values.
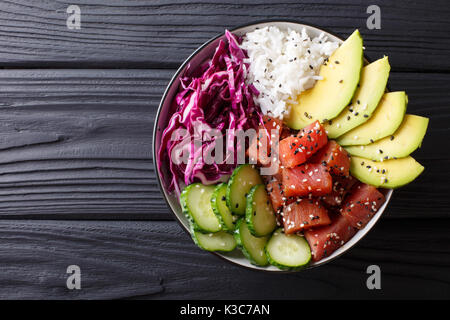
246, 185, 277, 237
265, 229, 311, 270
226, 164, 263, 215
192, 230, 237, 252
180, 183, 221, 233
211, 183, 237, 232
235, 219, 270, 266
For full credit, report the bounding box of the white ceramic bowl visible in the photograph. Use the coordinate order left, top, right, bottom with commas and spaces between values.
153, 21, 393, 272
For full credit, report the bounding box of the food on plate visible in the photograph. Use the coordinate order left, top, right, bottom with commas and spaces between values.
191, 229, 237, 252
339, 183, 385, 229
281, 163, 333, 197
286, 30, 363, 129
324, 56, 391, 138
349, 156, 424, 188
283, 199, 331, 234
234, 219, 270, 266
247, 116, 285, 166
245, 184, 277, 236
345, 114, 429, 161
337, 91, 407, 146
226, 164, 263, 215
157, 31, 262, 195
240, 26, 338, 119
309, 140, 351, 176
279, 120, 328, 168
211, 183, 237, 231
181, 183, 222, 233
304, 213, 356, 261
265, 228, 311, 270
159, 25, 429, 269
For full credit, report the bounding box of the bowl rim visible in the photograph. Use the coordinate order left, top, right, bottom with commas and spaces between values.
152, 19, 393, 273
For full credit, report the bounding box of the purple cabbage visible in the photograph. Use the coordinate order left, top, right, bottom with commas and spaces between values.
157, 30, 262, 196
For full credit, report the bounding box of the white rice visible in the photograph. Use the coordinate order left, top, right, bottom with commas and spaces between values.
240, 26, 339, 119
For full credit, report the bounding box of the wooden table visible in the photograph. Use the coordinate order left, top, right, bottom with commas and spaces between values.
0, 0, 449, 299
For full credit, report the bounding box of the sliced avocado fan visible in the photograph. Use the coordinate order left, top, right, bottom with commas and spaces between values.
324, 56, 390, 138
337, 91, 407, 146
345, 114, 429, 161
286, 30, 363, 130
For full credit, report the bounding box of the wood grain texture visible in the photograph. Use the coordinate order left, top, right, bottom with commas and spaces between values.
0, 69, 447, 219
0, 219, 449, 299
0, 0, 448, 71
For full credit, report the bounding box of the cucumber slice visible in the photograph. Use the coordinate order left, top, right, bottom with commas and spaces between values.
266, 229, 311, 270
246, 185, 277, 237
227, 164, 263, 215
211, 183, 237, 232
234, 219, 270, 266
192, 230, 237, 252
180, 183, 221, 233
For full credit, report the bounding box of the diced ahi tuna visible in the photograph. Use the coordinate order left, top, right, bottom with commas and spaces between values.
266, 177, 294, 226
282, 163, 332, 197
266, 177, 288, 212
310, 140, 350, 176
321, 175, 357, 207
279, 121, 328, 168
340, 183, 386, 229
283, 199, 331, 234
248, 116, 283, 166
304, 213, 357, 261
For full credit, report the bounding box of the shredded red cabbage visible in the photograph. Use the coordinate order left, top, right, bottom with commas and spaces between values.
157, 30, 262, 195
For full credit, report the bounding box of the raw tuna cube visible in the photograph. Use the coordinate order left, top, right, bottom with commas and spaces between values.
282, 163, 332, 197
340, 183, 386, 229
321, 175, 357, 207
304, 213, 357, 261
310, 140, 350, 176
283, 199, 331, 234
248, 116, 284, 166
279, 121, 328, 168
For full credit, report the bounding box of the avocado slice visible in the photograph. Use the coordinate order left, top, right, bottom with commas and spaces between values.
324, 57, 390, 138
337, 91, 407, 146
345, 114, 429, 161
350, 156, 424, 188
286, 30, 363, 130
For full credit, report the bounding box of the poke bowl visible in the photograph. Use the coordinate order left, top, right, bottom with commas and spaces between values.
153, 21, 427, 271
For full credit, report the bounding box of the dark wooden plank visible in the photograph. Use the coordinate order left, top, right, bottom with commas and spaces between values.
0, 69, 446, 219
0, 69, 170, 219
0, 219, 449, 299
0, 0, 449, 71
